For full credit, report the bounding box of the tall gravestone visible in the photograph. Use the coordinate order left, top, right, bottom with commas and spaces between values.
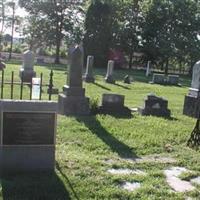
83, 55, 95, 83
19, 50, 36, 82
146, 61, 151, 77
58, 46, 90, 115
183, 61, 200, 118
105, 60, 115, 83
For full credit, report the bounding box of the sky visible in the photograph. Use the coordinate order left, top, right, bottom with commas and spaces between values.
2, 6, 28, 38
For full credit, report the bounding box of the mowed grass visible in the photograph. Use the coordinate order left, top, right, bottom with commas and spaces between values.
0, 62, 199, 200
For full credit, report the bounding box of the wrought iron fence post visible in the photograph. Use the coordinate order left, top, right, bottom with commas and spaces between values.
48, 70, 53, 101
1, 69, 4, 99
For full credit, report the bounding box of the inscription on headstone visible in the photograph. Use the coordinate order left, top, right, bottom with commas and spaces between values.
3, 112, 55, 145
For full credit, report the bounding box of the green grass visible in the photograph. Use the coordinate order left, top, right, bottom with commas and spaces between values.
0, 61, 199, 199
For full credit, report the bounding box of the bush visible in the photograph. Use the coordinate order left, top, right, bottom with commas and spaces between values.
89, 97, 99, 114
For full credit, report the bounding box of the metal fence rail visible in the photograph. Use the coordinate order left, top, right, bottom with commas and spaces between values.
0, 70, 55, 101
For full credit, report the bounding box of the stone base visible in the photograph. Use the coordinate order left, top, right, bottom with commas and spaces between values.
63, 85, 85, 96
183, 95, 200, 118
19, 68, 36, 82
138, 107, 171, 117
83, 75, 95, 83
0, 146, 54, 175
58, 94, 90, 115
105, 76, 115, 84
47, 88, 59, 95
99, 106, 131, 116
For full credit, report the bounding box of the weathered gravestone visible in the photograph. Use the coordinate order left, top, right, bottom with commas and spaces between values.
168, 75, 179, 85
99, 93, 131, 116
146, 61, 151, 77
183, 61, 200, 118
0, 59, 6, 70
151, 74, 166, 84
105, 60, 115, 84
83, 55, 95, 83
19, 50, 36, 82
58, 46, 90, 115
124, 75, 131, 84
138, 94, 171, 117
0, 100, 57, 174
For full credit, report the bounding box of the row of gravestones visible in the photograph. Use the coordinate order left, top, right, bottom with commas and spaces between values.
0, 45, 198, 175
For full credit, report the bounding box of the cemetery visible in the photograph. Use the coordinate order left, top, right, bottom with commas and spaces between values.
1, 0, 200, 199
0, 56, 199, 199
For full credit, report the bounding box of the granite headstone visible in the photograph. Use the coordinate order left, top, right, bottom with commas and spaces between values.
138, 94, 171, 117
58, 45, 90, 115
83, 55, 95, 83
19, 50, 36, 82
105, 60, 115, 84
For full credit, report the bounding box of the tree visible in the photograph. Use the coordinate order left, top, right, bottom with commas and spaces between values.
142, 0, 200, 74
83, 0, 113, 68
19, 0, 84, 63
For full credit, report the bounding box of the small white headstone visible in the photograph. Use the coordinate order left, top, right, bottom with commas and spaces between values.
32, 78, 41, 100
191, 60, 200, 89
146, 61, 151, 77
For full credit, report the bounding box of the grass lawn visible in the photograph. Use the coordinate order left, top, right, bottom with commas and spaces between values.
0, 62, 199, 200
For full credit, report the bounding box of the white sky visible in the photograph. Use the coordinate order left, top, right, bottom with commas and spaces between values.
2, 6, 28, 37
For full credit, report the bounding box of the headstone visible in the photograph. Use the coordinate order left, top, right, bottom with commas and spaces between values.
183, 61, 200, 118
138, 94, 171, 117
105, 60, 115, 84
151, 73, 166, 84
0, 100, 57, 174
124, 75, 131, 84
83, 55, 95, 83
19, 50, 36, 82
99, 93, 131, 116
168, 75, 179, 85
58, 45, 90, 115
146, 61, 151, 77
31, 78, 41, 100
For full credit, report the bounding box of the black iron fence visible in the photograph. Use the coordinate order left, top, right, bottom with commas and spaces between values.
0, 70, 56, 101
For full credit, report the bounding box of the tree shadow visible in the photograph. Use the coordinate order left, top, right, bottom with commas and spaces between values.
114, 82, 130, 90
1, 171, 71, 200
92, 82, 111, 91
76, 116, 138, 159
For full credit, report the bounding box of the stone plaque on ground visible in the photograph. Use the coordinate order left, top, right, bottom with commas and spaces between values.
183, 61, 200, 118
99, 93, 131, 116
138, 94, 171, 117
0, 100, 57, 174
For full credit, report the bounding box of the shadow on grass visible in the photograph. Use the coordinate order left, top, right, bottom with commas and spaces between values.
114, 82, 130, 90
92, 82, 111, 91
76, 116, 138, 159
1, 172, 71, 200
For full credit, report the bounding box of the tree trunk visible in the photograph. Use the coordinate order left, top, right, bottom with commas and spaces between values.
54, 39, 60, 64
9, 3, 15, 60
128, 50, 134, 69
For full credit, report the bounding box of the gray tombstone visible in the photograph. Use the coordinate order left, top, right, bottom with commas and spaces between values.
83, 55, 95, 83
99, 93, 131, 116
152, 73, 166, 84
58, 45, 90, 115
124, 75, 131, 84
146, 61, 151, 77
105, 60, 115, 84
168, 75, 179, 85
138, 94, 171, 117
19, 50, 36, 82
0, 100, 57, 174
183, 61, 200, 118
